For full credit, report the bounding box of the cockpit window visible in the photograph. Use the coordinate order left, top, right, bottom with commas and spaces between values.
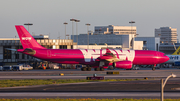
163, 54, 166, 56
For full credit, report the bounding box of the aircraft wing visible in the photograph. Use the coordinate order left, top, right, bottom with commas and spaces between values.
95, 48, 120, 63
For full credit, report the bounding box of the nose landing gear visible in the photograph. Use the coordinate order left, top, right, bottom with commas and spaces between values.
152, 64, 156, 71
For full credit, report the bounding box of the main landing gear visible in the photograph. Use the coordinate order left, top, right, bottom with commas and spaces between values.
81, 61, 106, 71
81, 66, 105, 71
94, 61, 105, 71
81, 66, 91, 71
94, 68, 104, 71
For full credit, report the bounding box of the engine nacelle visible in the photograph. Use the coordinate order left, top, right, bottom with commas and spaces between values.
113, 61, 132, 69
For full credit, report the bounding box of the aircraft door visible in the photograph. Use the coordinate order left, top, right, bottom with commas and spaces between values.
47, 50, 51, 57
156, 52, 160, 63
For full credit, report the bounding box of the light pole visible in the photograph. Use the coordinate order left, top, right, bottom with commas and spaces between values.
15, 35, 17, 63
161, 73, 176, 101
63, 22, 68, 39
86, 23, 90, 49
66, 34, 69, 39
24, 23, 33, 32
58, 36, 60, 40
129, 21, 135, 49
75, 19, 80, 45
70, 19, 75, 41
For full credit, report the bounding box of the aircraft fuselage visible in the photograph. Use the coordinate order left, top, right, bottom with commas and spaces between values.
18, 48, 169, 66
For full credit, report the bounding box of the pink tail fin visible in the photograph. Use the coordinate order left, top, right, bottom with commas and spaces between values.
15, 25, 46, 49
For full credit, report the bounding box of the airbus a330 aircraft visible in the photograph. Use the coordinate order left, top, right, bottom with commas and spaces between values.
15, 25, 169, 71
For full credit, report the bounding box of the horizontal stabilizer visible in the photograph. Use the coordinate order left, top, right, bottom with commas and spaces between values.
23, 48, 36, 55
5, 48, 17, 51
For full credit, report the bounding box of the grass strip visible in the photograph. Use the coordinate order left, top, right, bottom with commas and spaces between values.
0, 79, 141, 87
0, 98, 180, 101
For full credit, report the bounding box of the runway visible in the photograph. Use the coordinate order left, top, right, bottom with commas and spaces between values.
0, 69, 179, 79
0, 69, 180, 99
0, 75, 179, 80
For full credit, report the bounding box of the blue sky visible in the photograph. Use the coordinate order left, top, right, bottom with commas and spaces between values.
0, 0, 180, 39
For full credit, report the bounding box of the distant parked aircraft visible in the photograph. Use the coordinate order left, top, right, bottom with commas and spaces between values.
15, 25, 169, 71
165, 46, 180, 66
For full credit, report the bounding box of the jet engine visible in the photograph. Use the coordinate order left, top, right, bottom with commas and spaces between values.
113, 61, 132, 69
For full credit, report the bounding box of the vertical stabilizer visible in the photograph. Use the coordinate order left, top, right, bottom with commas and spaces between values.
172, 46, 180, 55
15, 25, 46, 49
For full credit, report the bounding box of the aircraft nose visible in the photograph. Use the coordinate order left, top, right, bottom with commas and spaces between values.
162, 55, 169, 63
165, 56, 169, 62
157, 52, 169, 64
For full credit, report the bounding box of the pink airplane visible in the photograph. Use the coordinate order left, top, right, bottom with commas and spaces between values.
15, 25, 169, 71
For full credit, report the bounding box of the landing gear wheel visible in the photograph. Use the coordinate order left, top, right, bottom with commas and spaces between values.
96, 68, 100, 71
81, 67, 87, 71
94, 68, 100, 71
152, 67, 155, 71
100, 68, 104, 71
87, 67, 91, 71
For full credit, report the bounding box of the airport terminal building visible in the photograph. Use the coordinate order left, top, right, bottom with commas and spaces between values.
72, 34, 143, 50
72, 25, 141, 50
155, 27, 177, 43
135, 37, 160, 51
94, 25, 137, 35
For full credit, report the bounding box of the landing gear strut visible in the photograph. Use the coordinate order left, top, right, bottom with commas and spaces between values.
152, 64, 156, 71
152, 67, 155, 71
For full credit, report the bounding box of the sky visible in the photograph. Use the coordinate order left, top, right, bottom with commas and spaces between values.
0, 0, 180, 40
